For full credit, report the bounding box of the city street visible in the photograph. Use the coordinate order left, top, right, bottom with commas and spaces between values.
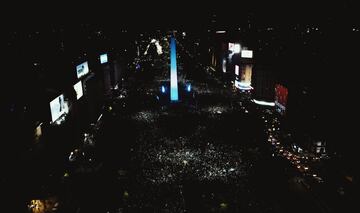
3, 20, 357, 213
58, 34, 331, 213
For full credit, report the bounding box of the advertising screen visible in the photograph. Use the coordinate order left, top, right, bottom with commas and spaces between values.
275, 84, 288, 115
50, 94, 68, 123
100, 54, 108, 64
241, 50, 253, 58
234, 65, 253, 90
235, 65, 239, 75
240, 65, 252, 87
73, 81, 83, 100
234, 44, 241, 53
76, 61, 89, 78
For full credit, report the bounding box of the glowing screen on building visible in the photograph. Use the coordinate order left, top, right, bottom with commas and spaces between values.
76, 61, 89, 79
50, 94, 68, 123
241, 50, 253, 58
275, 84, 288, 115
235, 65, 239, 75
100, 54, 108, 64
240, 65, 252, 88
234, 44, 241, 53
73, 81, 83, 100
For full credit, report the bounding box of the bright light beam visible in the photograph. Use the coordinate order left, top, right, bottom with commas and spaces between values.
170, 37, 179, 101
253, 99, 275, 106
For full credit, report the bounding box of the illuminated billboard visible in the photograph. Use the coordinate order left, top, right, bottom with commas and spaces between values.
50, 94, 68, 123
239, 64, 252, 90
234, 44, 241, 53
100, 54, 108, 64
76, 61, 89, 78
235, 65, 239, 75
229, 43, 241, 53
73, 81, 83, 100
275, 84, 288, 115
241, 50, 253, 58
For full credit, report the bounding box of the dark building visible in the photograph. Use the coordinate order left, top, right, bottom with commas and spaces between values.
252, 65, 275, 102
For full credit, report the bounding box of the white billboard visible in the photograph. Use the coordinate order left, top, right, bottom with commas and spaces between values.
234, 44, 241, 53
241, 50, 253, 58
235, 65, 239, 75
76, 61, 89, 78
50, 94, 68, 123
100, 54, 108, 64
73, 81, 83, 100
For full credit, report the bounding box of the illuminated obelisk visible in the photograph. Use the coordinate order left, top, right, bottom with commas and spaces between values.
170, 36, 179, 101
